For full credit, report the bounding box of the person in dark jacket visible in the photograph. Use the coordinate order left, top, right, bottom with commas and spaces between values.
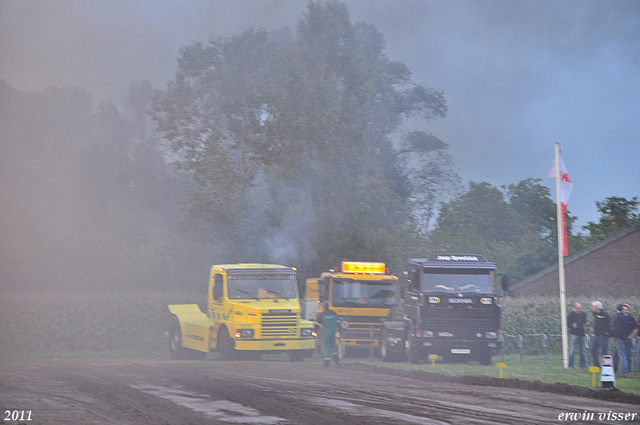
317, 301, 340, 367
612, 303, 638, 373
567, 302, 589, 368
591, 301, 611, 367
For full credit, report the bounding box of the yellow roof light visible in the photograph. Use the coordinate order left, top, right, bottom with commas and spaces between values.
341, 261, 386, 274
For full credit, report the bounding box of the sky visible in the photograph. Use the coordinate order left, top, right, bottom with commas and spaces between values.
1, 0, 639, 229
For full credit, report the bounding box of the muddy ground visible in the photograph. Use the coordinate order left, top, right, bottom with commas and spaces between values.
1, 356, 639, 424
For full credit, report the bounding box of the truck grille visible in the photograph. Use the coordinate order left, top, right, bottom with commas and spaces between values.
339, 318, 382, 343
423, 308, 498, 335
261, 313, 298, 337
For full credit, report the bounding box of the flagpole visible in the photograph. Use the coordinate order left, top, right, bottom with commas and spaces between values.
555, 141, 569, 369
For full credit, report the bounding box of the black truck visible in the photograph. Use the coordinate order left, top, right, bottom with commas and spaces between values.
380, 254, 501, 365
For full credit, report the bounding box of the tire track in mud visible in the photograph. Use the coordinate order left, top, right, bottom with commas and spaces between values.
3, 359, 639, 425
225, 366, 639, 425
0, 373, 126, 424
224, 376, 557, 424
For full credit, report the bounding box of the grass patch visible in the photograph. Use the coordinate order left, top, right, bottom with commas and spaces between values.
352, 354, 640, 396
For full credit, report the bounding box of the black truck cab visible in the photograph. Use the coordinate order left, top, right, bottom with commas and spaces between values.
381, 254, 501, 365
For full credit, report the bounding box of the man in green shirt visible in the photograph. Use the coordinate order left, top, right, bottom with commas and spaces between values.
317, 301, 340, 367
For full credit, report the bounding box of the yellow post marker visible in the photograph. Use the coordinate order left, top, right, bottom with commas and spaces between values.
496, 362, 506, 378
589, 366, 600, 387
429, 354, 438, 371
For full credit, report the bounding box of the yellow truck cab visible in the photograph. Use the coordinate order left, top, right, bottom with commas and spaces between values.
305, 261, 400, 355
168, 263, 315, 361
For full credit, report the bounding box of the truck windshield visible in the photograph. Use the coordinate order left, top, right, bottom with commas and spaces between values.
332, 279, 398, 307
228, 274, 297, 300
422, 270, 492, 293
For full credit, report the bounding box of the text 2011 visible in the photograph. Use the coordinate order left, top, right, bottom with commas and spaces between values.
4, 411, 32, 422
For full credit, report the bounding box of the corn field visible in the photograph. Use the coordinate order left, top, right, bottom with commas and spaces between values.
1, 291, 638, 356
500, 296, 640, 356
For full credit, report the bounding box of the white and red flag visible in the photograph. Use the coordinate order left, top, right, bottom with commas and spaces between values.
547, 156, 573, 255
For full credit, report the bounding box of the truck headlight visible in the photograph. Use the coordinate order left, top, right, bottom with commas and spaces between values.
424, 331, 433, 338
428, 297, 440, 304
301, 328, 314, 337
235, 329, 254, 338
480, 298, 492, 305
485, 332, 497, 339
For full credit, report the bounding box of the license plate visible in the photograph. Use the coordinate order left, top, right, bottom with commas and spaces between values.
450, 348, 471, 354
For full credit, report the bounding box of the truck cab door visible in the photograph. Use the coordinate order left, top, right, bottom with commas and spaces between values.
210, 273, 224, 323
405, 266, 421, 305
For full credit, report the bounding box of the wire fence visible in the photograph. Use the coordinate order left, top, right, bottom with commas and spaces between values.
499, 333, 640, 369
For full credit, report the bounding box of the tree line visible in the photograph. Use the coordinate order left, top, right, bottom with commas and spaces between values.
1, 1, 638, 291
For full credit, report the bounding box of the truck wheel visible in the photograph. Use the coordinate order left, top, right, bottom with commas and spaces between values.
168, 323, 206, 360
217, 327, 235, 360
168, 323, 188, 360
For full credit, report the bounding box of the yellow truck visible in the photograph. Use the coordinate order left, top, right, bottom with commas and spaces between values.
168, 263, 316, 361
305, 261, 400, 355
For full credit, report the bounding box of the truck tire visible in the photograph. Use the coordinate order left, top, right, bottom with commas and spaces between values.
168, 323, 188, 360
217, 327, 235, 360
168, 323, 206, 360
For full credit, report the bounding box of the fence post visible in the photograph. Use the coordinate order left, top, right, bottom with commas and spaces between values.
518, 335, 524, 363
542, 334, 549, 361
498, 333, 505, 362
586, 334, 592, 367
633, 336, 638, 371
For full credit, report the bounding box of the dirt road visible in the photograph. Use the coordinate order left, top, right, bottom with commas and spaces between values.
1, 356, 639, 424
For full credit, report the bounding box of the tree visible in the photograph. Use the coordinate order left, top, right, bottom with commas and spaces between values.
428, 179, 580, 283
400, 130, 462, 233
581, 196, 640, 245
505, 178, 568, 280
153, 30, 277, 261
152, 1, 455, 276
428, 182, 521, 256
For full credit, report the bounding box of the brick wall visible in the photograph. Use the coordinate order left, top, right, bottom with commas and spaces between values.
514, 225, 640, 297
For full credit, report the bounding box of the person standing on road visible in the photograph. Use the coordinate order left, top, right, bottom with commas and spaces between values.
591, 301, 612, 367
612, 303, 638, 373
567, 302, 588, 368
317, 301, 340, 367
